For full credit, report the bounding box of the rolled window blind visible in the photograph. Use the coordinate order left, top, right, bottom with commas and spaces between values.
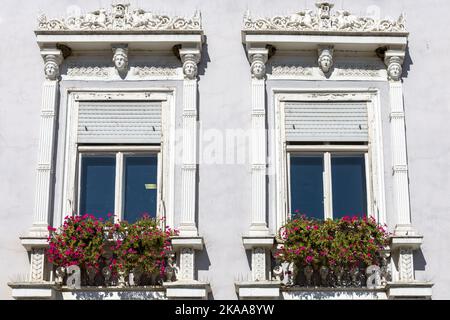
284, 101, 368, 142
77, 102, 161, 144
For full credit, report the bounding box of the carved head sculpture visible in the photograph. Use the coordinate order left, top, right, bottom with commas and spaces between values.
44, 55, 61, 80
183, 60, 198, 79
250, 60, 266, 79
386, 56, 403, 81
112, 47, 128, 72
318, 47, 334, 74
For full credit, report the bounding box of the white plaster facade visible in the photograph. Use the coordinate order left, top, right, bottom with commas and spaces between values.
0, 0, 449, 299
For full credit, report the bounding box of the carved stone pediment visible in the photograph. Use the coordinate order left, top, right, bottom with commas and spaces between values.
37, 3, 202, 31
243, 2, 406, 33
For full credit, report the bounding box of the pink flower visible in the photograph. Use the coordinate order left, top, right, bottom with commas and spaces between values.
306, 256, 314, 264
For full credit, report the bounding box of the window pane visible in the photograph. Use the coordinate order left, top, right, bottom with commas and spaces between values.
79, 156, 116, 220
331, 155, 367, 219
290, 155, 324, 219
124, 155, 158, 223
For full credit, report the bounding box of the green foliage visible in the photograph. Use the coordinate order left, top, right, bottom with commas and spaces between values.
275, 215, 390, 269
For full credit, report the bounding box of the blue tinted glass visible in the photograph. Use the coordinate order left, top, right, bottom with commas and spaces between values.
124, 156, 158, 223
331, 155, 367, 219
80, 156, 116, 220
290, 156, 324, 219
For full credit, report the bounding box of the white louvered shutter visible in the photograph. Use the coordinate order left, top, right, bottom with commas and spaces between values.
77, 102, 161, 144
284, 101, 368, 142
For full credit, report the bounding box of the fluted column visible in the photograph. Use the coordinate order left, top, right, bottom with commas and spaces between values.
178, 49, 200, 237
29, 49, 63, 238
385, 50, 424, 287
249, 48, 270, 236
385, 50, 414, 236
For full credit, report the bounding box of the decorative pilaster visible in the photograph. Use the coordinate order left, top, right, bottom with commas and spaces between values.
385, 50, 414, 235
249, 48, 269, 237
29, 49, 63, 237
384, 50, 433, 297
20, 49, 64, 283
179, 48, 200, 237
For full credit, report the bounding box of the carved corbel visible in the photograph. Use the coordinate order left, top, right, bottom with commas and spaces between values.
41, 50, 63, 80
179, 49, 201, 80
248, 48, 269, 79
112, 44, 129, 73
318, 45, 334, 74
384, 50, 405, 81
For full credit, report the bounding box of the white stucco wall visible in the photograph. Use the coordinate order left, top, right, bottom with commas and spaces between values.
0, 0, 449, 299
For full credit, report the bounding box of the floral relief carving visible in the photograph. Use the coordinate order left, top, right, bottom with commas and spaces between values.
133, 66, 178, 77
31, 248, 46, 282
252, 247, 266, 281
67, 66, 110, 77
271, 65, 313, 76
180, 248, 194, 281
38, 4, 202, 31
243, 2, 406, 33
334, 63, 382, 77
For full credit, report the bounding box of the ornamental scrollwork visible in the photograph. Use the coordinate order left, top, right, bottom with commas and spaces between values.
243, 2, 406, 33
37, 4, 202, 31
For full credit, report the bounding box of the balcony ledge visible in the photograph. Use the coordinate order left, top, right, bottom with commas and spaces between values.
163, 280, 211, 300
235, 281, 281, 299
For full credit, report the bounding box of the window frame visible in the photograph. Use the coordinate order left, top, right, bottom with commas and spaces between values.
76, 146, 162, 223
61, 89, 175, 228
286, 145, 372, 220
273, 89, 386, 231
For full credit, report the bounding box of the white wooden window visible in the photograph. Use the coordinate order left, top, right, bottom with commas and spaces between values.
274, 90, 386, 230
61, 90, 175, 228
76, 146, 162, 223
286, 145, 372, 220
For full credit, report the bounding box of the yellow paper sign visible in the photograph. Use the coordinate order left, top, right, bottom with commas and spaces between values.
145, 184, 157, 190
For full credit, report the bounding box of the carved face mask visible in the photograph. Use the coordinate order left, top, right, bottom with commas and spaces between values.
113, 53, 128, 71
388, 63, 402, 80
251, 61, 265, 78
319, 55, 333, 73
184, 62, 197, 78
44, 62, 58, 79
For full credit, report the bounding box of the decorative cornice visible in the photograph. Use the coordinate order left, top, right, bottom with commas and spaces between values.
243, 2, 406, 33
37, 4, 202, 32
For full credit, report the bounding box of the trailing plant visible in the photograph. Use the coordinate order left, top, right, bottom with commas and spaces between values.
47, 214, 107, 272
275, 215, 390, 270
111, 215, 178, 276
47, 214, 177, 279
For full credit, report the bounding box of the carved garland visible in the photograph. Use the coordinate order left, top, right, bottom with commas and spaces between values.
243, 2, 406, 32
38, 3, 202, 31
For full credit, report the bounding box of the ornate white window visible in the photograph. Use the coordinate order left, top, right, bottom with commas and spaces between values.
238, 2, 433, 300
62, 91, 173, 226
11, 3, 209, 300
274, 91, 385, 230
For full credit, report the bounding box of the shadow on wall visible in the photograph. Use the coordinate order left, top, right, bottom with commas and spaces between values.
414, 249, 427, 272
